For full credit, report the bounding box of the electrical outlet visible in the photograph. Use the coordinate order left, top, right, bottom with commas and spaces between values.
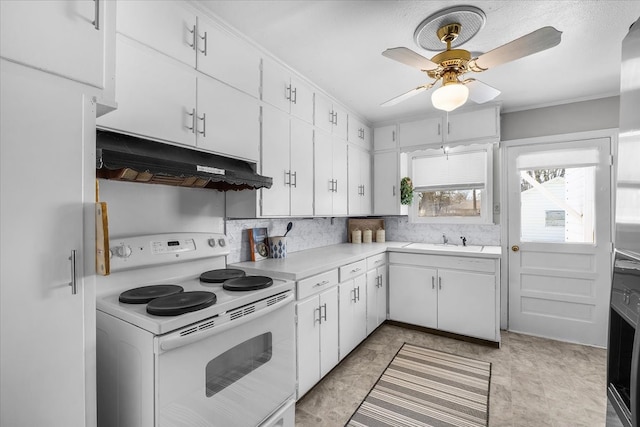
493, 203, 500, 214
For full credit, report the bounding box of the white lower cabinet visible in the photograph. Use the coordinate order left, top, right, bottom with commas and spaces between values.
388, 252, 499, 342
296, 286, 339, 399
366, 254, 388, 334
338, 274, 367, 360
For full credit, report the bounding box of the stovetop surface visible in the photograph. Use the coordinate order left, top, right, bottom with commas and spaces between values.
97, 275, 294, 335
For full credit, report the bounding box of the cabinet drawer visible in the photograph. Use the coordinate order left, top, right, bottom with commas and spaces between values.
297, 269, 339, 300
366, 253, 386, 270
389, 252, 496, 273
339, 259, 367, 282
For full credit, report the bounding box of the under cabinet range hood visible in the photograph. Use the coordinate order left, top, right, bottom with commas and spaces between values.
96, 130, 272, 191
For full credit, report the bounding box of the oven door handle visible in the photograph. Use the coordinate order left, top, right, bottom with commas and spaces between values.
157, 292, 295, 352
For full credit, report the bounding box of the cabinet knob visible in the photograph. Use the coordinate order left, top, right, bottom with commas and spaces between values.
511, 245, 520, 252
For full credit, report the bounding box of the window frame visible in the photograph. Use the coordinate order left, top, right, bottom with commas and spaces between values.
407, 143, 494, 224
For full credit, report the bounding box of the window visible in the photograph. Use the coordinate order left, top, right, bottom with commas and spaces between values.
408, 144, 493, 224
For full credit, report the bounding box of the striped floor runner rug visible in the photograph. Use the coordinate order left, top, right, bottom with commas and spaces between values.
347, 343, 491, 427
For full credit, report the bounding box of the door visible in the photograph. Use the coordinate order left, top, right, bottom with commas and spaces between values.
290, 117, 314, 216
296, 297, 320, 398
1, 0, 105, 88
388, 265, 438, 328
97, 36, 196, 146
377, 265, 388, 328
373, 151, 399, 215
314, 130, 333, 216
262, 106, 291, 216
507, 137, 612, 346
1, 60, 93, 426
332, 137, 349, 215
319, 287, 339, 378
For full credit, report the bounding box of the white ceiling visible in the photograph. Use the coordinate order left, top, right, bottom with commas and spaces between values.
199, 1, 640, 124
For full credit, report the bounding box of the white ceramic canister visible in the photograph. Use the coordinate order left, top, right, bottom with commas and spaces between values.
269, 236, 287, 258
352, 229, 362, 244
363, 229, 372, 243
376, 229, 385, 243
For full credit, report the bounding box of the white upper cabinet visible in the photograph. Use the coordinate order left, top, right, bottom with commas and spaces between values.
116, 1, 260, 98
399, 116, 444, 148
262, 57, 314, 124
197, 16, 260, 98
446, 105, 500, 143
373, 151, 400, 215
348, 146, 372, 216
314, 130, 348, 216
348, 116, 371, 150
373, 125, 397, 151
1, 0, 110, 89
97, 36, 197, 147
116, 0, 197, 68
315, 93, 348, 140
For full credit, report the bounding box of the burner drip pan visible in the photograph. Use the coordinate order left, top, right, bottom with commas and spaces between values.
223, 276, 273, 292
146, 291, 217, 316
119, 285, 184, 304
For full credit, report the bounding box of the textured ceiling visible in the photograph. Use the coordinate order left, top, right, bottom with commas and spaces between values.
199, 1, 640, 124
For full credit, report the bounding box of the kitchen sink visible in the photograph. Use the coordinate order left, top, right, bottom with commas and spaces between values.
406, 243, 484, 252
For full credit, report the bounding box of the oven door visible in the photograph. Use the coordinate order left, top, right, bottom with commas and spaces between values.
155, 292, 295, 427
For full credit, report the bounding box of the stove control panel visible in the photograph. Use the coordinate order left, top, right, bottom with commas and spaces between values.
108, 233, 230, 272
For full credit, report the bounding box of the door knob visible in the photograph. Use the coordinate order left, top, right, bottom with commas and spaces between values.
511, 245, 520, 252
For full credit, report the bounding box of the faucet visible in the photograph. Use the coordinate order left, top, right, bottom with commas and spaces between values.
442, 234, 448, 245
460, 236, 467, 247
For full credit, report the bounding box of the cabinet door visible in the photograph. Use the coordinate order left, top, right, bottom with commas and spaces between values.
319, 287, 339, 377
353, 274, 367, 346
446, 106, 499, 143
332, 137, 348, 215
97, 36, 196, 146
116, 0, 196, 68
338, 281, 356, 360
437, 270, 496, 341
1, 0, 105, 88
262, 57, 291, 113
197, 17, 261, 98
296, 297, 321, 398
373, 125, 397, 151
399, 116, 443, 148
376, 265, 388, 329
348, 145, 362, 216
290, 75, 314, 124
314, 94, 333, 134
1, 61, 93, 426
373, 151, 400, 215
388, 265, 437, 328
366, 269, 378, 334
197, 77, 260, 161
261, 106, 291, 216
360, 149, 372, 215
313, 130, 333, 216
290, 118, 314, 216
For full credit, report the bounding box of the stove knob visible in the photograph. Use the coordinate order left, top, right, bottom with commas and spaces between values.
218, 238, 226, 247
208, 238, 216, 247
114, 244, 132, 258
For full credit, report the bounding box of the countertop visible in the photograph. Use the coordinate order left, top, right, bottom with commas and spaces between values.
230, 241, 501, 281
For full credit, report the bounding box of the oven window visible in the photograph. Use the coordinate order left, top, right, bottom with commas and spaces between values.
205, 333, 272, 397
608, 309, 634, 410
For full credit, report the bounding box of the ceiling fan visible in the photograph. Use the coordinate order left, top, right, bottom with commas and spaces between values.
381, 7, 562, 111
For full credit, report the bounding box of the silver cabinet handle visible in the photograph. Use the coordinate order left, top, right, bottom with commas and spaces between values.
392, 185, 396, 196
438, 123, 441, 135
361, 184, 365, 196
285, 84, 292, 101
285, 170, 291, 186
291, 87, 297, 104
198, 31, 208, 55
69, 250, 78, 295
334, 112, 338, 126
291, 171, 297, 188
314, 307, 321, 324
334, 179, 338, 193
448, 122, 451, 134
186, 108, 196, 133
351, 288, 357, 303
320, 303, 327, 322
439, 276, 442, 290
329, 179, 334, 192
197, 113, 206, 137
329, 111, 334, 124
187, 25, 196, 50
432, 276, 435, 289
356, 286, 361, 301
392, 130, 396, 141
350, 267, 361, 273
313, 279, 330, 288
93, 0, 100, 30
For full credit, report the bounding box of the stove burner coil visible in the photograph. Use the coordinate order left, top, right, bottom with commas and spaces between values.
223, 276, 273, 291
118, 284, 184, 304
200, 268, 247, 283
146, 291, 217, 316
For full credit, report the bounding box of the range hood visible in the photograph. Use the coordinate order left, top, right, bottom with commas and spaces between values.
96, 130, 272, 191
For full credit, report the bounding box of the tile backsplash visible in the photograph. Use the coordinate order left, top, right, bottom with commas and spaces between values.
225, 216, 500, 264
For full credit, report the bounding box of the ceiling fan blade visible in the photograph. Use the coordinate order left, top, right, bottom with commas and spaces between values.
464, 79, 501, 104
381, 85, 430, 107
472, 26, 562, 70
382, 47, 439, 71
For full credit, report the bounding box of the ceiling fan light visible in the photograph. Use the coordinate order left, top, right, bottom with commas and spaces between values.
431, 83, 469, 112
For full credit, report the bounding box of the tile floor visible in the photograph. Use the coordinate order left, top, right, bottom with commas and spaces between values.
295, 323, 607, 427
